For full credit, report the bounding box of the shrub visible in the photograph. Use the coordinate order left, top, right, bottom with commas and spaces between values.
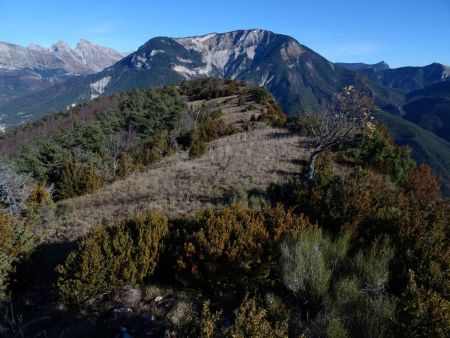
327, 318, 349, 338
399, 270, 449, 338
253, 87, 271, 105
353, 237, 394, 291
180, 297, 288, 338
189, 128, 208, 159
56, 210, 169, 305
229, 296, 288, 338
180, 78, 242, 100
329, 276, 397, 338
281, 231, 396, 337
53, 159, 103, 200
0, 212, 37, 299
262, 203, 315, 242
128, 132, 171, 166
280, 229, 350, 300
295, 113, 323, 137
176, 205, 313, 295
176, 205, 268, 292
349, 124, 415, 183
179, 300, 224, 338
24, 182, 55, 229
258, 99, 287, 127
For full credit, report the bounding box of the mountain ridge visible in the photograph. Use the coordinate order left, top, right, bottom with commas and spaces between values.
0, 29, 357, 123
1, 29, 449, 188
0, 39, 129, 106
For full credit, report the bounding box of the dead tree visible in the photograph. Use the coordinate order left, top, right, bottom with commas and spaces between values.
306, 86, 375, 182
101, 128, 137, 175
0, 161, 30, 215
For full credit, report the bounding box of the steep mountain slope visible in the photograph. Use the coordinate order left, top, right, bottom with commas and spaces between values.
0, 39, 128, 106
402, 81, 450, 142
379, 110, 450, 192
0, 29, 360, 126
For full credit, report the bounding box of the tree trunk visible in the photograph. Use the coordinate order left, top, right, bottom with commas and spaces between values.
307, 150, 320, 183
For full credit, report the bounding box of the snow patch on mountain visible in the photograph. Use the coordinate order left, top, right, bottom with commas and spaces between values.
90, 76, 112, 99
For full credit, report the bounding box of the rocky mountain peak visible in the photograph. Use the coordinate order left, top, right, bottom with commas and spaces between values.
27, 43, 45, 51
48, 40, 72, 53
168, 29, 284, 79
77, 39, 93, 47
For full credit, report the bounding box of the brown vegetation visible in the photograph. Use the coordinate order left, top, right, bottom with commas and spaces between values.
50, 127, 307, 242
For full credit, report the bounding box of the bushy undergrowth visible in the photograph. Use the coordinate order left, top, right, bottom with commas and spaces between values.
268, 125, 449, 337
181, 296, 288, 338
175, 204, 313, 296
280, 231, 396, 337
0, 92, 448, 337
0, 185, 49, 300
56, 211, 169, 305
180, 78, 243, 100
0, 213, 37, 299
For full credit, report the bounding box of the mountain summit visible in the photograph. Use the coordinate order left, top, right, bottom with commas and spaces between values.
0, 39, 128, 105
2, 29, 357, 120
2, 29, 449, 124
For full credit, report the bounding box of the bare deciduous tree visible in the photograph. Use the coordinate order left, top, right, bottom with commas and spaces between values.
0, 161, 30, 215
306, 86, 375, 182
101, 128, 137, 175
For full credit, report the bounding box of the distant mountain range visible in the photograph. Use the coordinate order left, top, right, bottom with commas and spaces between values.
338, 61, 450, 92
0, 29, 359, 123
0, 39, 128, 106
0, 29, 449, 189
335, 61, 390, 72
1, 30, 449, 126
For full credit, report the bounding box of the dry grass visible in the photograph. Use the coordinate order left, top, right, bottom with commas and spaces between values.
47, 127, 309, 242
186, 94, 263, 126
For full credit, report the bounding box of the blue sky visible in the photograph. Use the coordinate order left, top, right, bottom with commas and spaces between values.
0, 0, 449, 68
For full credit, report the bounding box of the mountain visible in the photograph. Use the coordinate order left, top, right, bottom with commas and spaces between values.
340, 62, 450, 93
0, 29, 362, 126
379, 110, 450, 193
1, 29, 449, 188
0, 39, 128, 106
336, 61, 390, 72
402, 81, 450, 142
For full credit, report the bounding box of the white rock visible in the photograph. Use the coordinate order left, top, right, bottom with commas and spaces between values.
89, 76, 112, 99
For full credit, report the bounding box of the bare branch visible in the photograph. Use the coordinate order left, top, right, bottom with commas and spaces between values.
305, 86, 375, 182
